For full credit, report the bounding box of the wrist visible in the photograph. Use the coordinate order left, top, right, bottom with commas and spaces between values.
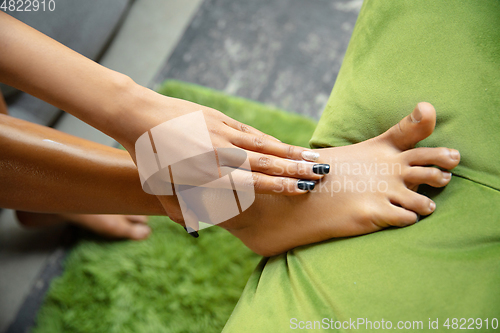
104, 73, 154, 149
110, 79, 203, 155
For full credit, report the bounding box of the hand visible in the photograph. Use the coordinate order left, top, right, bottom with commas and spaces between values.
119, 86, 329, 196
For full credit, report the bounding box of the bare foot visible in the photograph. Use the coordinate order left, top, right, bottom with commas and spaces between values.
16, 211, 151, 240
222, 102, 461, 256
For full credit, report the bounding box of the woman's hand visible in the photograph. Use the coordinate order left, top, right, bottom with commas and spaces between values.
117, 85, 329, 196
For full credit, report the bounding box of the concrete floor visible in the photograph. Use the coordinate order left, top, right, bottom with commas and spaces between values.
0, 0, 202, 331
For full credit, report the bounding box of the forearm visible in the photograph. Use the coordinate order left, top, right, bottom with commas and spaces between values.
0, 114, 165, 215
0, 12, 145, 143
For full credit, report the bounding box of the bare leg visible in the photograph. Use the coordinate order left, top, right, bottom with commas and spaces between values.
0, 112, 166, 239
0, 103, 459, 250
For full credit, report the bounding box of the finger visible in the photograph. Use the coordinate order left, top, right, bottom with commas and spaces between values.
156, 195, 185, 225
381, 102, 436, 151
228, 128, 320, 162
229, 168, 317, 195
390, 190, 436, 217
402, 147, 460, 169
222, 150, 328, 180
176, 194, 200, 233
404, 167, 452, 188
221, 115, 282, 142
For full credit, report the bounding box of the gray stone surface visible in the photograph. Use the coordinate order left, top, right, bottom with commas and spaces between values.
154, 0, 362, 119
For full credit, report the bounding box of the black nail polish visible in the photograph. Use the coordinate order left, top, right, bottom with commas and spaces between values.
184, 226, 199, 238
312, 164, 330, 175
297, 180, 316, 191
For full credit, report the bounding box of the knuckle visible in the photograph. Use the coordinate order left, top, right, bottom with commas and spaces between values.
240, 123, 250, 133
257, 156, 272, 171
438, 147, 449, 159
170, 214, 184, 224
396, 120, 405, 135
279, 177, 289, 193
253, 135, 265, 151
287, 145, 295, 159
251, 173, 262, 190
289, 162, 300, 176
402, 168, 412, 180
428, 167, 441, 180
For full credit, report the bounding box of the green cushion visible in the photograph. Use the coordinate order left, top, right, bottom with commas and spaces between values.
310, 0, 500, 191
223, 1, 500, 331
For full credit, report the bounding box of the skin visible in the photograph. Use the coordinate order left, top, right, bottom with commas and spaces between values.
221, 103, 460, 256
0, 101, 460, 255
0, 105, 162, 239
0, 11, 326, 203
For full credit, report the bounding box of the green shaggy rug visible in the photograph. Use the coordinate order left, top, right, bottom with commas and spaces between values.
32, 80, 317, 333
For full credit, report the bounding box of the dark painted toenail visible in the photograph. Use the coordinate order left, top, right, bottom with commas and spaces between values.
450, 150, 460, 160
297, 180, 316, 191
312, 164, 330, 175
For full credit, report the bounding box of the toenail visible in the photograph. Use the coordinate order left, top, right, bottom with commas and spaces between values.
429, 201, 436, 212
411, 104, 423, 123
443, 172, 452, 181
450, 150, 460, 160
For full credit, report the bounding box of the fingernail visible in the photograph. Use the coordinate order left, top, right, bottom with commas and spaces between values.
133, 225, 151, 239
450, 150, 460, 160
301, 150, 320, 162
429, 201, 436, 212
312, 164, 330, 175
297, 180, 316, 191
411, 104, 423, 123
184, 226, 199, 238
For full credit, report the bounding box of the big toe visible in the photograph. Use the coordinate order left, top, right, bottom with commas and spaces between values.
382, 102, 436, 151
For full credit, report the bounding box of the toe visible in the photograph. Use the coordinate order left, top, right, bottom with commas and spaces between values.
404, 167, 452, 188
391, 190, 436, 216
125, 215, 149, 224
378, 203, 418, 227
402, 147, 460, 169
390, 207, 419, 227
106, 217, 151, 240
381, 102, 436, 151
129, 224, 151, 240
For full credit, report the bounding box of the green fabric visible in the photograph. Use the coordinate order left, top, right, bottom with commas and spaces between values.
33, 81, 316, 333
311, 0, 500, 191
223, 1, 500, 331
